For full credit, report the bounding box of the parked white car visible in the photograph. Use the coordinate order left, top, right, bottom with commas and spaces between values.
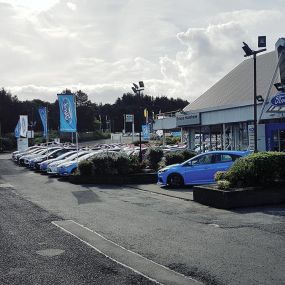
47, 151, 90, 175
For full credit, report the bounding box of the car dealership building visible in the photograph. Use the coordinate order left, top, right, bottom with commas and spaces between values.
154, 38, 285, 152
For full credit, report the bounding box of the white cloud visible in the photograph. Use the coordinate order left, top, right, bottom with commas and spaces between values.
0, 1, 284, 104
66, 2, 76, 11
0, 0, 59, 11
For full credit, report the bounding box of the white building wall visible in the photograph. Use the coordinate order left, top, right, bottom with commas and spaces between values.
153, 117, 177, 130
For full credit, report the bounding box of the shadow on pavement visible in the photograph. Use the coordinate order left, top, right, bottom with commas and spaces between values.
161, 185, 193, 192
233, 203, 285, 217
72, 189, 102, 204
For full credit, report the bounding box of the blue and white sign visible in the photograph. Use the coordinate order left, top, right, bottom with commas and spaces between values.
171, 131, 181, 137
38, 107, 48, 138
58, 94, 77, 132
271, 92, 285, 107
142, 124, 150, 140
14, 120, 20, 138
125, 114, 134, 123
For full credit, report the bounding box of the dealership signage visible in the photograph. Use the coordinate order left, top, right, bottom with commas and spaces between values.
271, 92, 285, 107
125, 114, 134, 123
176, 113, 200, 126
17, 138, 28, 152
248, 124, 255, 151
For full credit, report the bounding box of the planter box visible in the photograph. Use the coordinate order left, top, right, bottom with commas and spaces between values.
193, 185, 285, 209
69, 173, 157, 185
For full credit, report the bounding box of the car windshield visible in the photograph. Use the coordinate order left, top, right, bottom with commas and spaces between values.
55, 151, 77, 160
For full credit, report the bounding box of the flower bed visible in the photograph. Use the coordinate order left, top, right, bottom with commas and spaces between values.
193, 184, 285, 209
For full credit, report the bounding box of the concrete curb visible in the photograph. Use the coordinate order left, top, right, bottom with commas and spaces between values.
127, 185, 193, 201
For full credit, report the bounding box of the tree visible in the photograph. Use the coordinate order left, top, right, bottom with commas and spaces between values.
75, 90, 91, 107
0, 87, 189, 134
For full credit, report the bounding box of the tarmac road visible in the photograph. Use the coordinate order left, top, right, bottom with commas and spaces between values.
1, 153, 285, 285
0, 185, 155, 285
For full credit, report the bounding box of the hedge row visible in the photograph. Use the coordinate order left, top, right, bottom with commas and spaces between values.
215, 152, 285, 188
79, 148, 197, 176
79, 152, 141, 176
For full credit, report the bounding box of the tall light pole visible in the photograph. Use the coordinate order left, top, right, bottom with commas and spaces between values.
242, 38, 266, 152
131, 81, 144, 162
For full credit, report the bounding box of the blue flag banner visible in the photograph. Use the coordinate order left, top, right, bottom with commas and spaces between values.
142, 124, 150, 140
57, 94, 77, 132
14, 120, 20, 138
38, 107, 48, 138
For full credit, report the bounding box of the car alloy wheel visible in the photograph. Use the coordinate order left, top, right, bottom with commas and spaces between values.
167, 174, 183, 188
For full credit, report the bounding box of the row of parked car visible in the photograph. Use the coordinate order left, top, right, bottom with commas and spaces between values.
12, 144, 104, 176
11, 141, 164, 176
11, 142, 250, 188
11, 142, 190, 177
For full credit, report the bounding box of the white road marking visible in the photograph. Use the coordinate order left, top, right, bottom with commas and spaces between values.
0, 183, 14, 188
208, 224, 220, 228
52, 220, 202, 285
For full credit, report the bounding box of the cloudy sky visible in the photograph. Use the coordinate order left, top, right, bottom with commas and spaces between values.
1, 0, 284, 104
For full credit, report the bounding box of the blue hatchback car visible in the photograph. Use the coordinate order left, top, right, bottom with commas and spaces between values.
158, 150, 250, 187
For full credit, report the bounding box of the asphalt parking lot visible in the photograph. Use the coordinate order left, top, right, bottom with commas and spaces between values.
1, 153, 285, 285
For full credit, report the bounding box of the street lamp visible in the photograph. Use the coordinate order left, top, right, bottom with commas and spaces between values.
242, 38, 266, 152
274, 82, 285, 92
131, 81, 144, 162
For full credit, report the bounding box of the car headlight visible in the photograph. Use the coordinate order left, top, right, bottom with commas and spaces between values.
158, 168, 169, 173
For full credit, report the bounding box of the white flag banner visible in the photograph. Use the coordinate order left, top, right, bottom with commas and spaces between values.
19, 115, 28, 137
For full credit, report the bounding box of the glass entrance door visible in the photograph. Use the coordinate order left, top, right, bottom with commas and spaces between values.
271, 129, 285, 151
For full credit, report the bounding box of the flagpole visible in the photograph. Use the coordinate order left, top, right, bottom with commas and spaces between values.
74, 93, 79, 164
46, 105, 49, 144
46, 105, 50, 158
76, 131, 79, 163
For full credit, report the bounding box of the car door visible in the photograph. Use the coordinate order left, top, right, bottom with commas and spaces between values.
183, 153, 216, 184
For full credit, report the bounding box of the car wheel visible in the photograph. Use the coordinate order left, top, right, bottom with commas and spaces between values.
71, 168, 77, 175
167, 174, 184, 188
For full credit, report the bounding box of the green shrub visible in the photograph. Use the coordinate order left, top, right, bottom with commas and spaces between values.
91, 152, 133, 175
146, 147, 164, 170
78, 131, 111, 142
164, 152, 185, 166
217, 180, 231, 190
78, 160, 93, 176
129, 155, 141, 173
165, 137, 180, 145
158, 157, 166, 169
214, 171, 228, 182
0, 137, 16, 151
133, 140, 149, 146
92, 152, 119, 175
181, 150, 197, 161
116, 154, 130, 175
227, 152, 285, 187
